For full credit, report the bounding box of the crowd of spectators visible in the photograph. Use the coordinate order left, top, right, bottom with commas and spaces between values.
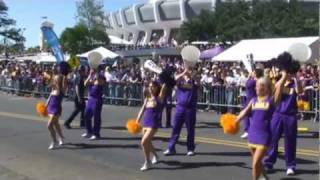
108, 42, 220, 52
0, 57, 319, 116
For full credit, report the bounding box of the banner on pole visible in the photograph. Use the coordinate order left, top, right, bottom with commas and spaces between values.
41, 24, 65, 63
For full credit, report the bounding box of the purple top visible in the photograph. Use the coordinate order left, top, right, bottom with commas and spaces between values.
248, 96, 274, 146
275, 82, 297, 115
88, 74, 105, 99
143, 97, 162, 128
245, 78, 256, 103
176, 78, 198, 108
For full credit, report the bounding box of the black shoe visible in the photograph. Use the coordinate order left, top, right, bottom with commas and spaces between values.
80, 121, 85, 128
264, 165, 274, 173
64, 123, 72, 129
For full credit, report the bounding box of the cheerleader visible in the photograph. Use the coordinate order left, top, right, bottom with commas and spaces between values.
236, 70, 287, 180
241, 69, 264, 139
82, 68, 106, 140
264, 74, 302, 176
46, 73, 68, 150
136, 81, 166, 171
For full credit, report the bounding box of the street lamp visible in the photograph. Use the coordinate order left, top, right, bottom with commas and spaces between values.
20, 28, 26, 54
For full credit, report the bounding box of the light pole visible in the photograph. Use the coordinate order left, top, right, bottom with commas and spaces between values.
20, 28, 26, 55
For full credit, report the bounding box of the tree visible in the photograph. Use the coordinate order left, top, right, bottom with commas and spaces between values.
0, 1, 24, 42
178, 0, 319, 44
177, 10, 216, 43
60, 24, 110, 55
76, 0, 106, 30
26, 46, 40, 54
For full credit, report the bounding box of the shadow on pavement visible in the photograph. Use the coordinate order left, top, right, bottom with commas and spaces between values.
196, 151, 251, 157
101, 126, 127, 130
157, 160, 246, 170
196, 122, 221, 129
61, 143, 140, 150
297, 131, 319, 139
278, 154, 317, 165
96, 137, 141, 141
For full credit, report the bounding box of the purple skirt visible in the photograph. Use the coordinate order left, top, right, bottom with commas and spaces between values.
47, 95, 63, 116
248, 130, 271, 146
143, 109, 161, 128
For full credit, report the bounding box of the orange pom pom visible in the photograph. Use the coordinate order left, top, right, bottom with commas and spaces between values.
36, 102, 48, 117
297, 100, 305, 111
303, 101, 310, 111
220, 113, 239, 135
126, 119, 142, 135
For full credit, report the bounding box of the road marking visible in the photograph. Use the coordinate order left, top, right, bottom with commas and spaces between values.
0, 111, 318, 157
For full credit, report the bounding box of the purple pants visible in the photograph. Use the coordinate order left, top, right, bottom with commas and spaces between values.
168, 105, 196, 152
264, 112, 297, 169
85, 98, 103, 137
243, 116, 250, 132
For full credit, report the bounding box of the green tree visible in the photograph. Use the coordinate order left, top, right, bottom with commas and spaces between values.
177, 10, 216, 43
76, 0, 106, 30
0, 1, 24, 42
178, 0, 319, 44
60, 24, 110, 55
26, 46, 40, 54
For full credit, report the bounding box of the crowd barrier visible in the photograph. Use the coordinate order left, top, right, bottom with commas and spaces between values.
0, 76, 318, 121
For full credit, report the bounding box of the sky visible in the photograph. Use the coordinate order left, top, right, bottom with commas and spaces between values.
4, 0, 146, 48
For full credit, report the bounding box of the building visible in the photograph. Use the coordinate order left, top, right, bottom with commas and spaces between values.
106, 0, 319, 45
106, 0, 216, 45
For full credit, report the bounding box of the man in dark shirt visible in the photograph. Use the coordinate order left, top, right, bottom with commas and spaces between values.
64, 66, 86, 129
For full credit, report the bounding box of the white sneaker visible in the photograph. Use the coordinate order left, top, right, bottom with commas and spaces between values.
186, 151, 195, 156
58, 138, 65, 146
240, 132, 248, 139
286, 168, 295, 176
81, 133, 91, 138
140, 161, 151, 171
151, 155, 159, 164
48, 142, 57, 150
163, 149, 175, 156
258, 173, 269, 180
89, 135, 97, 141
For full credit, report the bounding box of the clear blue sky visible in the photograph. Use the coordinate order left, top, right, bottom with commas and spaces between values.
4, 0, 146, 48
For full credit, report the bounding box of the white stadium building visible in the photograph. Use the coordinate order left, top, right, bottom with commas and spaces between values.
105, 0, 319, 46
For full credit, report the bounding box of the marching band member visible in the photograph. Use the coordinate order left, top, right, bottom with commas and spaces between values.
236, 70, 287, 180
241, 69, 263, 139
164, 67, 199, 156
264, 74, 302, 176
136, 81, 167, 171
82, 68, 106, 140
64, 66, 86, 129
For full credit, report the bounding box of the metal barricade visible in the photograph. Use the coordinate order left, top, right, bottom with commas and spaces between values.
0, 77, 318, 121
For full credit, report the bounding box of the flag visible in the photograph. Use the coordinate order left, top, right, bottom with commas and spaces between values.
41, 25, 65, 63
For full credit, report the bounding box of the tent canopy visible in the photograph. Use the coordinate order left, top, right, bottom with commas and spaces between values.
212, 37, 319, 62
200, 46, 224, 60
78, 46, 119, 59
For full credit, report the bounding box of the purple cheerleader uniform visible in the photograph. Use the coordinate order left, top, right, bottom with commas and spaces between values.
85, 76, 105, 137
143, 97, 162, 128
248, 96, 274, 149
243, 78, 256, 131
47, 93, 64, 116
168, 78, 198, 152
264, 82, 298, 169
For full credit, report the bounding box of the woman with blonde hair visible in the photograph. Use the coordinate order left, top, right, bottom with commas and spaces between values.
236, 71, 287, 180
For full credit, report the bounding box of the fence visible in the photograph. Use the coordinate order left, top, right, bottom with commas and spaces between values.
0, 76, 318, 121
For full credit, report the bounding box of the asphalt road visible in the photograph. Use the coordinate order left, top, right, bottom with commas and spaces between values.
0, 93, 318, 180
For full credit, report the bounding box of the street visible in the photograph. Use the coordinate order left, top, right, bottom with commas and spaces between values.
0, 93, 318, 180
